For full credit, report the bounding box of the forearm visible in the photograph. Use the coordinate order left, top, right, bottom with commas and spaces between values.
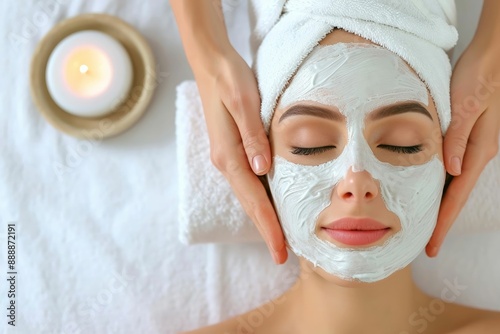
472, 0, 500, 52
169, 0, 234, 73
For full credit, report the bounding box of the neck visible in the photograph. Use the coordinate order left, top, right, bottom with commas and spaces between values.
285, 259, 429, 334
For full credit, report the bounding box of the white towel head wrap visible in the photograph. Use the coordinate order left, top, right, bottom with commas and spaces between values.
253, 0, 459, 134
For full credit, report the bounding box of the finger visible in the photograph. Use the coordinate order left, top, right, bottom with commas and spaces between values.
444, 86, 487, 176
206, 102, 288, 264
222, 78, 272, 176
426, 109, 498, 257
225, 152, 288, 264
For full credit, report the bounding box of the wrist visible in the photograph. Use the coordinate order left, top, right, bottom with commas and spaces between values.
184, 37, 236, 80
171, 0, 234, 74
470, 0, 500, 54
467, 37, 500, 73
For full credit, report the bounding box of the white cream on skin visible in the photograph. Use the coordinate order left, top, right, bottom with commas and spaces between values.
268, 43, 446, 282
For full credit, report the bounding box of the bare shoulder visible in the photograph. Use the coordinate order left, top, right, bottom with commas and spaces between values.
441, 302, 500, 333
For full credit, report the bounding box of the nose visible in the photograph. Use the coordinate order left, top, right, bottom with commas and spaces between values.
336, 167, 379, 202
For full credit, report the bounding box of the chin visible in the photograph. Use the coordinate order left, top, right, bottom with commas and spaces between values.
299, 257, 377, 288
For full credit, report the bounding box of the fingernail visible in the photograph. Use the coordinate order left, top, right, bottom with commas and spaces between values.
451, 156, 462, 175
252, 155, 267, 174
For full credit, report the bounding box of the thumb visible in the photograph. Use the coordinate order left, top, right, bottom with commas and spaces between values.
239, 107, 272, 176
223, 88, 271, 176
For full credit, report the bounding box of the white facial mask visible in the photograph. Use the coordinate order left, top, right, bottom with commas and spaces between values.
268, 43, 445, 282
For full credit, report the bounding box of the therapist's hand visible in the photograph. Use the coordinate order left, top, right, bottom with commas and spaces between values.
170, 0, 287, 264
426, 21, 500, 257
198, 49, 288, 264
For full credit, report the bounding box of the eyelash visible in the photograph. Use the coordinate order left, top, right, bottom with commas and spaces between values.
290, 146, 336, 155
290, 144, 423, 155
377, 144, 423, 154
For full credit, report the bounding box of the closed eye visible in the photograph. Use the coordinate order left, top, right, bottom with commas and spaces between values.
290, 146, 336, 155
378, 144, 423, 154
291, 145, 422, 155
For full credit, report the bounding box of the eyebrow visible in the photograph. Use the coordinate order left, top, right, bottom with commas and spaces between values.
278, 102, 433, 123
368, 102, 433, 121
279, 104, 345, 123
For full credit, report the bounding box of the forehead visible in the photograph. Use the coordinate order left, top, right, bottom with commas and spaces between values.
275, 43, 430, 120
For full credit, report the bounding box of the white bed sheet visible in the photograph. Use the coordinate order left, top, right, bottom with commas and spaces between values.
0, 1, 498, 334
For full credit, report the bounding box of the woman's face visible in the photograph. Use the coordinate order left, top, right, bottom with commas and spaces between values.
267, 33, 445, 283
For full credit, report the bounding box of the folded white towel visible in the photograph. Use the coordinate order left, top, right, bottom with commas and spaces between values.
175, 81, 263, 244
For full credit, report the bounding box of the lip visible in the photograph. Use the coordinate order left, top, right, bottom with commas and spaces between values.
321, 217, 391, 246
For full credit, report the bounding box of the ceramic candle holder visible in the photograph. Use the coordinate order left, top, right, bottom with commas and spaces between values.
30, 13, 156, 139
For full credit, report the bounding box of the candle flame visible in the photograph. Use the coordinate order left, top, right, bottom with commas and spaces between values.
79, 64, 89, 74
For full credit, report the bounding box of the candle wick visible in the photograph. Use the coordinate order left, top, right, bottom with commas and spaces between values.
79, 64, 89, 74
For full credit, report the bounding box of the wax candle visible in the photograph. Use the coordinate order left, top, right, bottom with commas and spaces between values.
46, 30, 133, 117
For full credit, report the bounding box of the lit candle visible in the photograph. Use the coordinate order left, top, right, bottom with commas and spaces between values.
45, 30, 133, 117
